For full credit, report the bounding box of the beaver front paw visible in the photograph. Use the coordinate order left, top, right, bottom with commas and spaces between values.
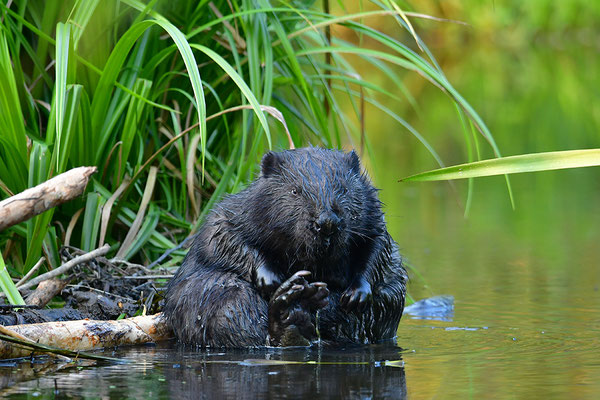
267, 271, 329, 346
340, 277, 372, 313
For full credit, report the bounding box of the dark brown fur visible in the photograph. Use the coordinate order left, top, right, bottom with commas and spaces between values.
164, 148, 407, 347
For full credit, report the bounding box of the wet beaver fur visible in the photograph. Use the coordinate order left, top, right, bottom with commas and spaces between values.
164, 147, 407, 347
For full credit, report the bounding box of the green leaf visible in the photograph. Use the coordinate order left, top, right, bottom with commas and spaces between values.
0, 28, 27, 192
69, 0, 100, 49
24, 210, 55, 271
43, 226, 61, 270
56, 85, 83, 173
401, 149, 600, 182
81, 192, 106, 252
0, 252, 25, 305
119, 78, 152, 181
54, 22, 71, 169
23, 142, 52, 270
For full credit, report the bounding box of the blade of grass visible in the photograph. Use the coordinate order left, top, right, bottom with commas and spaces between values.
99, 178, 130, 246
81, 192, 105, 252
190, 44, 271, 147
118, 78, 152, 182
123, 203, 160, 261
54, 22, 71, 170
0, 252, 25, 305
384, 0, 423, 51
400, 149, 600, 182
68, 0, 100, 49
56, 85, 82, 173
0, 28, 27, 191
115, 166, 158, 259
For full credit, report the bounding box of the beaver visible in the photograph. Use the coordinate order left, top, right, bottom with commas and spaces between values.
164, 147, 407, 347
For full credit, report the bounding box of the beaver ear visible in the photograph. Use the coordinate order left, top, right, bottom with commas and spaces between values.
261, 151, 282, 177
347, 150, 361, 174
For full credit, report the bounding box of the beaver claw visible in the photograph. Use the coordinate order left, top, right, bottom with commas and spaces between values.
340, 277, 372, 313
267, 271, 329, 346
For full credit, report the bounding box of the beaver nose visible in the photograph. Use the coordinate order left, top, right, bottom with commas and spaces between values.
315, 212, 341, 237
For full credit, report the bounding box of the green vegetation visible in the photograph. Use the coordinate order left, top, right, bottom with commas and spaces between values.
401, 149, 600, 182
392, 1, 600, 183
0, 252, 24, 305
0, 0, 502, 287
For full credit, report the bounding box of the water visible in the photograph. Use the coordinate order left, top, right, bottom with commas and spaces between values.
1, 344, 407, 399
398, 202, 599, 398
1, 173, 598, 399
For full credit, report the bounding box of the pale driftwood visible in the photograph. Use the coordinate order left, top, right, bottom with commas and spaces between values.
25, 278, 68, 307
0, 325, 70, 361
15, 244, 110, 293
0, 166, 97, 232
0, 313, 172, 359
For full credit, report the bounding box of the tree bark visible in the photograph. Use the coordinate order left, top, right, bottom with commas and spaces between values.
0, 313, 172, 359
0, 166, 97, 232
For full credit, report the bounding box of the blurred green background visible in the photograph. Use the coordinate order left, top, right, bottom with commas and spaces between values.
356, 3, 600, 396
334, 1, 600, 281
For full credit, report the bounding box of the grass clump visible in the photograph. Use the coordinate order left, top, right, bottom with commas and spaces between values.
0, 0, 497, 282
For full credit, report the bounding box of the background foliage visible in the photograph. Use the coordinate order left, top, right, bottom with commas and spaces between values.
0, 0, 499, 285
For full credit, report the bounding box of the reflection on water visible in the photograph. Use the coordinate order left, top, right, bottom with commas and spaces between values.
404, 295, 455, 321
0, 343, 407, 399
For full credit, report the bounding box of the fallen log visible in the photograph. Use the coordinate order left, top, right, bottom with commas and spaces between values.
0, 166, 97, 232
0, 313, 172, 359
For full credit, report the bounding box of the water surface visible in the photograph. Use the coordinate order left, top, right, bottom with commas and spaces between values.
2, 175, 598, 399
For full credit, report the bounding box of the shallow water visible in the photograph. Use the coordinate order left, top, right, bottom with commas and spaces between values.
1, 343, 407, 399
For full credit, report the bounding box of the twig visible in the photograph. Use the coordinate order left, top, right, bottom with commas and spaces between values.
147, 232, 200, 269
15, 244, 111, 292
15, 257, 44, 288
109, 259, 154, 274
0, 305, 39, 310
122, 275, 173, 280
66, 284, 133, 301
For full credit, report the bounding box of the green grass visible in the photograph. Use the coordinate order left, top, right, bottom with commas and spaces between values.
0, 0, 508, 285
401, 149, 600, 182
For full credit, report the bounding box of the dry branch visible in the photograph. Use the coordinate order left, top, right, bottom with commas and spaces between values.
0, 313, 172, 359
0, 166, 97, 231
15, 244, 110, 293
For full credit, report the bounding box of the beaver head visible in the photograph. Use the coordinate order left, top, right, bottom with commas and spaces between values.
244, 148, 383, 273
